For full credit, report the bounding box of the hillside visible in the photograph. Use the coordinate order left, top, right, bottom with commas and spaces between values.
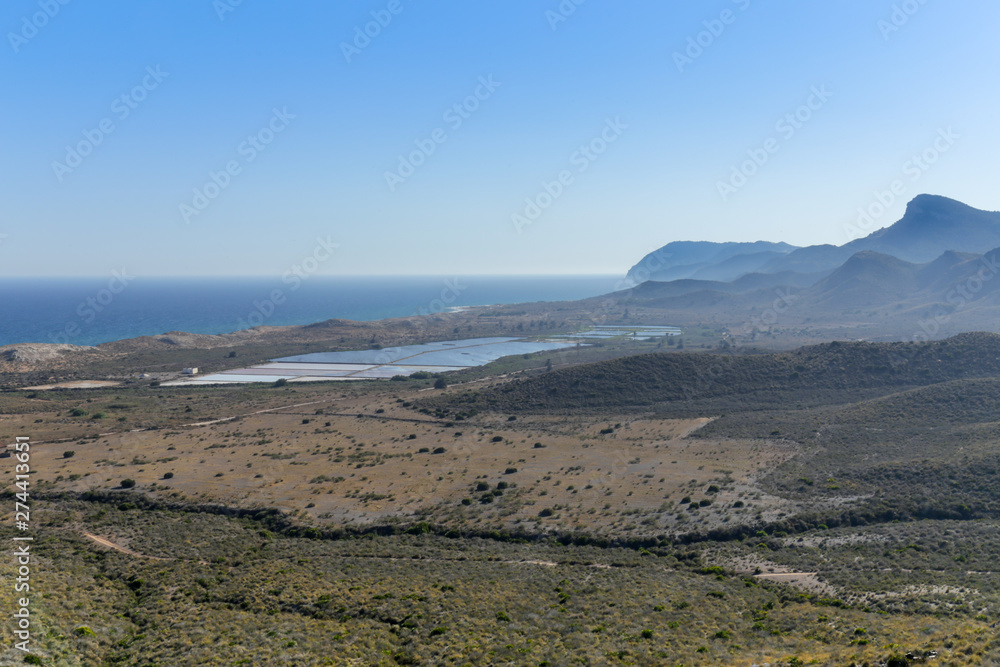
851, 194, 1000, 262
425, 333, 1000, 414
804, 251, 921, 309
10, 328, 1000, 665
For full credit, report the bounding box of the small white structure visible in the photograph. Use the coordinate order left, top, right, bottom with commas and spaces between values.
181, 368, 199, 375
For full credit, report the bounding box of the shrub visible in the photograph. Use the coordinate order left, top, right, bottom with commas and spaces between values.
24, 655, 42, 665
120, 479, 136, 489
406, 522, 431, 535
163, 472, 174, 480
504, 467, 518, 474
70, 408, 88, 417
74, 626, 97, 637
434, 378, 448, 389
63, 451, 75, 459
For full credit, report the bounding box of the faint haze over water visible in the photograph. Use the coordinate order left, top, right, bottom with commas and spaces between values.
0, 275, 619, 347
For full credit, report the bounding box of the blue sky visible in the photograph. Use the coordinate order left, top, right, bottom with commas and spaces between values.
1, 0, 997, 276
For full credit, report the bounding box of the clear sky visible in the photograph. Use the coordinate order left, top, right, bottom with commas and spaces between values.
1, 1, 998, 276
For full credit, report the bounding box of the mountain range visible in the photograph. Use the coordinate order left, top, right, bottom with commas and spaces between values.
627, 195, 1000, 283
618, 195, 1000, 342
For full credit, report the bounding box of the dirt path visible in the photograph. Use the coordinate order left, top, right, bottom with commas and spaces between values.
81, 531, 212, 565
183, 396, 350, 427
78, 530, 617, 570
81, 531, 171, 561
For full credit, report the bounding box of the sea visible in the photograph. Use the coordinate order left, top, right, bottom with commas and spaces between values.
0, 275, 625, 348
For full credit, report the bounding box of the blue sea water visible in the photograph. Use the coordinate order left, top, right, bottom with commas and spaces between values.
0, 275, 622, 347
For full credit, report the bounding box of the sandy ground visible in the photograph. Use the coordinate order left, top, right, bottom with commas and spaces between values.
23, 380, 121, 390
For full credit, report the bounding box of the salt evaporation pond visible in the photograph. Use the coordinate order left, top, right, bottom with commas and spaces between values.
167, 337, 581, 385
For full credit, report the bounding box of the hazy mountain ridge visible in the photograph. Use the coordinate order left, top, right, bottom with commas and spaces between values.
626, 240, 798, 283
615, 195, 1000, 340
629, 195, 1000, 283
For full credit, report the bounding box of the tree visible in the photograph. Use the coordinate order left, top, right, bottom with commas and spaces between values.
434, 378, 447, 389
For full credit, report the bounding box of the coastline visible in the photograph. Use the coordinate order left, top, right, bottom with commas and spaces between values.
0, 274, 622, 348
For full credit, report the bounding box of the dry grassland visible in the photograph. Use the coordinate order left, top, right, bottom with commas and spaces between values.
36, 388, 798, 538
